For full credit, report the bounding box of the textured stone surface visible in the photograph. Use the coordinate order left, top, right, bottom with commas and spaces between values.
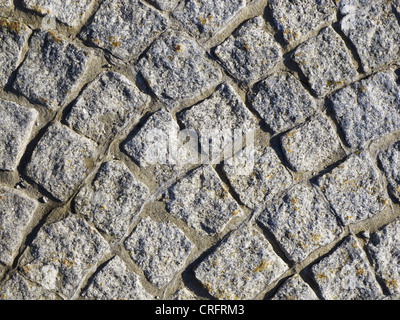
194, 225, 288, 300
312, 236, 383, 300
26, 123, 98, 201
0, 99, 38, 171
367, 219, 400, 295
148, 0, 178, 11
292, 26, 358, 96
137, 30, 222, 110
22, 0, 96, 27
73, 161, 149, 240
329, 70, 400, 149
13, 30, 92, 110
170, 288, 197, 300
65, 71, 148, 144
378, 141, 400, 202
173, 0, 246, 40
80, 0, 167, 61
269, 0, 336, 44
249, 72, 316, 133
82, 256, 151, 300
271, 274, 318, 300
258, 183, 342, 263
0, 186, 38, 266
124, 216, 193, 288
0, 0, 12, 8
335, 0, 376, 15
0, 19, 31, 88
280, 115, 344, 172
318, 152, 387, 226
340, 2, 400, 73
19, 214, 110, 299
223, 145, 293, 209
164, 165, 243, 235
214, 16, 282, 84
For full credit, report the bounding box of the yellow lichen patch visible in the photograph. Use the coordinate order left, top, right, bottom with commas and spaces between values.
243, 43, 250, 51
356, 267, 364, 276
0, 19, 23, 34
108, 36, 120, 48
385, 278, 398, 289
326, 80, 344, 87
253, 259, 270, 272
49, 31, 62, 44
174, 44, 182, 53
62, 259, 74, 268
311, 233, 321, 244
199, 17, 207, 25
315, 272, 328, 280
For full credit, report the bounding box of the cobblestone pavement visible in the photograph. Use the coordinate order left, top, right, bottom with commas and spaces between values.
0, 0, 400, 301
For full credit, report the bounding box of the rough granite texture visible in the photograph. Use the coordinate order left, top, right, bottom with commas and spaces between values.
271, 274, 318, 300
378, 141, 400, 202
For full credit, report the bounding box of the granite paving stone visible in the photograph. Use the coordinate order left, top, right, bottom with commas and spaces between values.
0, 99, 38, 171
194, 225, 288, 300
378, 141, 400, 202
291, 26, 358, 96
124, 216, 194, 288
312, 235, 383, 300
25, 123, 98, 201
214, 16, 282, 84
0, 186, 38, 266
147, 0, 179, 11
335, 0, 377, 15
80, 0, 167, 61
258, 182, 342, 263
317, 151, 387, 226
271, 274, 318, 300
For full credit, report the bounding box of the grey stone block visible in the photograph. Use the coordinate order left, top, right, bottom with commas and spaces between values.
0, 186, 38, 266
13, 30, 92, 111
249, 72, 316, 133
335, 0, 377, 15
269, 0, 336, 44
222, 145, 293, 209
73, 161, 149, 240
124, 216, 194, 288
147, 0, 178, 11
0, 99, 38, 171
312, 235, 383, 300
80, 0, 167, 61
194, 225, 288, 300
82, 256, 152, 300
292, 26, 358, 96
271, 274, 318, 300
214, 16, 282, 84
378, 141, 400, 202
164, 165, 243, 235
22, 0, 96, 27
367, 218, 400, 295
280, 115, 344, 172
19, 214, 110, 299
317, 151, 387, 226
329, 71, 400, 149
0, 19, 31, 88
340, 2, 400, 73
26, 123, 98, 201
137, 30, 222, 110
173, 0, 246, 40
65, 71, 148, 144
258, 182, 342, 263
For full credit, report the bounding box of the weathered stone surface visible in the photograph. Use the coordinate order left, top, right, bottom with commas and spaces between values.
280, 115, 344, 172
271, 274, 318, 300
124, 216, 193, 288
164, 165, 243, 235
249, 72, 316, 133
170, 288, 197, 300
258, 183, 342, 263
173, 0, 246, 40
0, 186, 38, 266
0, 0, 12, 8
0, 100, 38, 171
329, 70, 400, 149
26, 123, 98, 201
13, 30, 92, 110
312, 235, 383, 300
82, 256, 151, 300
148, 0, 178, 11
66, 71, 148, 144
0, 272, 59, 300
223, 145, 293, 209
214, 16, 282, 84
178, 83, 257, 159
0, 19, 31, 88
19, 214, 110, 299
292, 26, 358, 96
269, 0, 336, 44
194, 225, 288, 300
318, 152, 387, 226
80, 0, 167, 61
378, 141, 400, 202
340, 2, 400, 73
22, 0, 96, 27
367, 219, 400, 295
335, 0, 376, 15
137, 30, 222, 110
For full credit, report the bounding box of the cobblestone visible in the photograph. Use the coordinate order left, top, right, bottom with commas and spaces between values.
271, 274, 318, 300
378, 141, 400, 202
